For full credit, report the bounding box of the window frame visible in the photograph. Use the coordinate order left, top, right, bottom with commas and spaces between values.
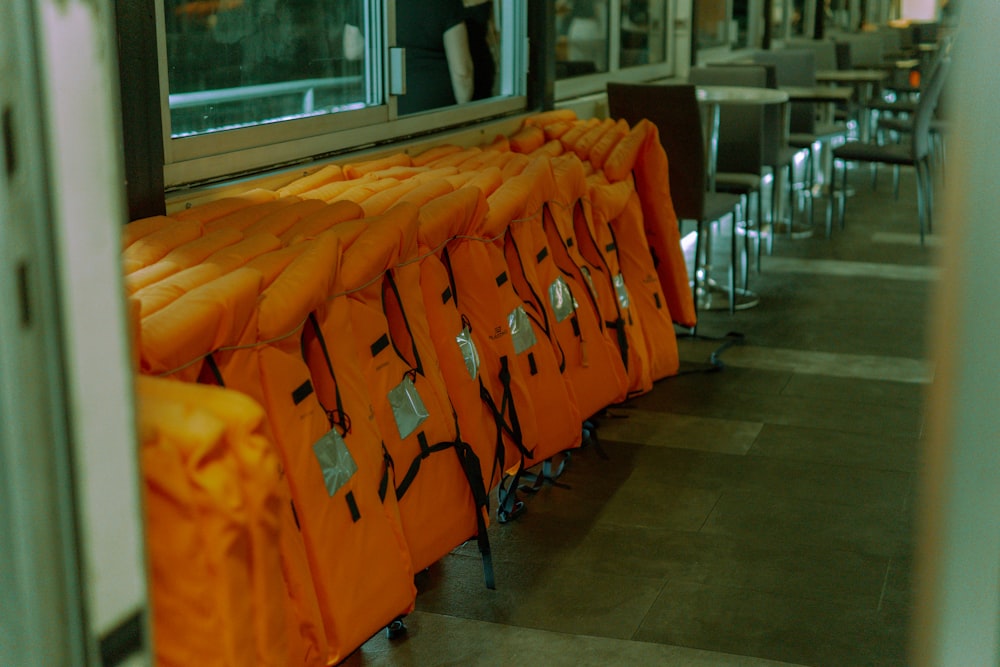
156, 0, 529, 189
554, 0, 677, 101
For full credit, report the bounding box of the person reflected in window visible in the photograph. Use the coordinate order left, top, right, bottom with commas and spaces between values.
396, 0, 474, 115
566, 0, 607, 73
462, 0, 498, 100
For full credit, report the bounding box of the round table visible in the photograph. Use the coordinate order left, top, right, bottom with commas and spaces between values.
693, 86, 790, 311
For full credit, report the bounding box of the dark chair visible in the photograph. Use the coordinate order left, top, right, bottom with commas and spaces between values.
606, 82, 746, 316
829, 57, 951, 245
754, 49, 849, 232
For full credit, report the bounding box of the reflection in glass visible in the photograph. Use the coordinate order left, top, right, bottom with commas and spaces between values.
696, 0, 730, 49
556, 0, 609, 79
396, 0, 473, 115
620, 0, 668, 67
164, 0, 372, 137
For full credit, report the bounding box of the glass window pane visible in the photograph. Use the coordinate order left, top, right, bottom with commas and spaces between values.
556, 0, 610, 79
697, 0, 731, 49
164, 0, 376, 138
620, 0, 669, 67
732, 0, 750, 48
395, 0, 471, 114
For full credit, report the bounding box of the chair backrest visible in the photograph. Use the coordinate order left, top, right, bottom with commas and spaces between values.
913, 21, 939, 45
754, 49, 817, 134
689, 65, 772, 170
912, 57, 950, 160
787, 38, 839, 71
837, 33, 884, 68
606, 82, 707, 221
875, 26, 903, 57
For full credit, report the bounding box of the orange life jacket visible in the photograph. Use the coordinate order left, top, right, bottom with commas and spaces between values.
603, 119, 696, 327
276, 164, 344, 198
254, 233, 417, 664
339, 202, 486, 576
485, 170, 584, 467
203, 196, 303, 233
499, 159, 629, 421
582, 174, 655, 396
123, 220, 202, 275
138, 267, 330, 666
433, 187, 543, 519
122, 215, 174, 249
125, 227, 244, 294
172, 188, 278, 224
137, 376, 289, 667
608, 188, 680, 381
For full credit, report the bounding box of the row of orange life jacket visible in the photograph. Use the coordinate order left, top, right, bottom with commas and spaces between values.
126, 110, 693, 666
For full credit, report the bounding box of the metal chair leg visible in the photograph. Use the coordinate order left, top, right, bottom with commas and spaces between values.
839, 159, 849, 230
915, 161, 927, 245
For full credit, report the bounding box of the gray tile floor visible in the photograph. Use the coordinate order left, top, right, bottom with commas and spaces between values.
344, 163, 936, 666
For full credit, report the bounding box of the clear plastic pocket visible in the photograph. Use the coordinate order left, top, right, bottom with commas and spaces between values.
508, 305, 538, 354
549, 276, 575, 323
312, 428, 358, 497
388, 375, 429, 440
613, 273, 630, 310
456, 326, 481, 380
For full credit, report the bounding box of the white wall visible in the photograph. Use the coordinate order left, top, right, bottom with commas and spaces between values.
913, 1, 1000, 664
37, 0, 148, 653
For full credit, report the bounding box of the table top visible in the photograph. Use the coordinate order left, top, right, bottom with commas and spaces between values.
696, 85, 789, 105
816, 69, 890, 83
782, 85, 854, 103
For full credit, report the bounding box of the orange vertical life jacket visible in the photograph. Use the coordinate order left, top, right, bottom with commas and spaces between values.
137, 376, 290, 667
254, 233, 417, 664
339, 202, 486, 577
485, 169, 584, 467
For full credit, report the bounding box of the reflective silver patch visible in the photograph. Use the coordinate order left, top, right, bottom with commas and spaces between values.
388, 376, 429, 439
613, 273, 630, 310
549, 276, 575, 323
312, 429, 357, 497
456, 326, 481, 379
508, 306, 537, 354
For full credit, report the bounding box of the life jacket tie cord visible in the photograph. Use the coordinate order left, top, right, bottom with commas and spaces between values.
518, 453, 573, 494
392, 429, 496, 589
670, 331, 746, 376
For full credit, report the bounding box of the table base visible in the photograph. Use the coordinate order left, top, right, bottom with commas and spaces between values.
697, 283, 760, 312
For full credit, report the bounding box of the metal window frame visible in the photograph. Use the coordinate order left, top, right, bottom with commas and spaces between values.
555, 0, 678, 101
156, 0, 529, 189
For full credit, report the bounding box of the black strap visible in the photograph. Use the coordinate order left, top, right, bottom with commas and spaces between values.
384, 272, 423, 375
453, 439, 496, 590
307, 313, 350, 436
378, 442, 394, 502
203, 353, 225, 387
391, 428, 497, 590
291, 380, 314, 406
536, 247, 549, 263
99, 609, 144, 667
606, 317, 630, 370
370, 334, 390, 357
345, 491, 361, 522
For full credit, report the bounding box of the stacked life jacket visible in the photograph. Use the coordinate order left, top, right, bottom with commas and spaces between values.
137, 375, 288, 667
524, 155, 631, 417
433, 186, 548, 519
137, 267, 330, 667
602, 119, 696, 328
582, 173, 656, 396
337, 202, 493, 583
485, 166, 584, 467
250, 231, 417, 664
